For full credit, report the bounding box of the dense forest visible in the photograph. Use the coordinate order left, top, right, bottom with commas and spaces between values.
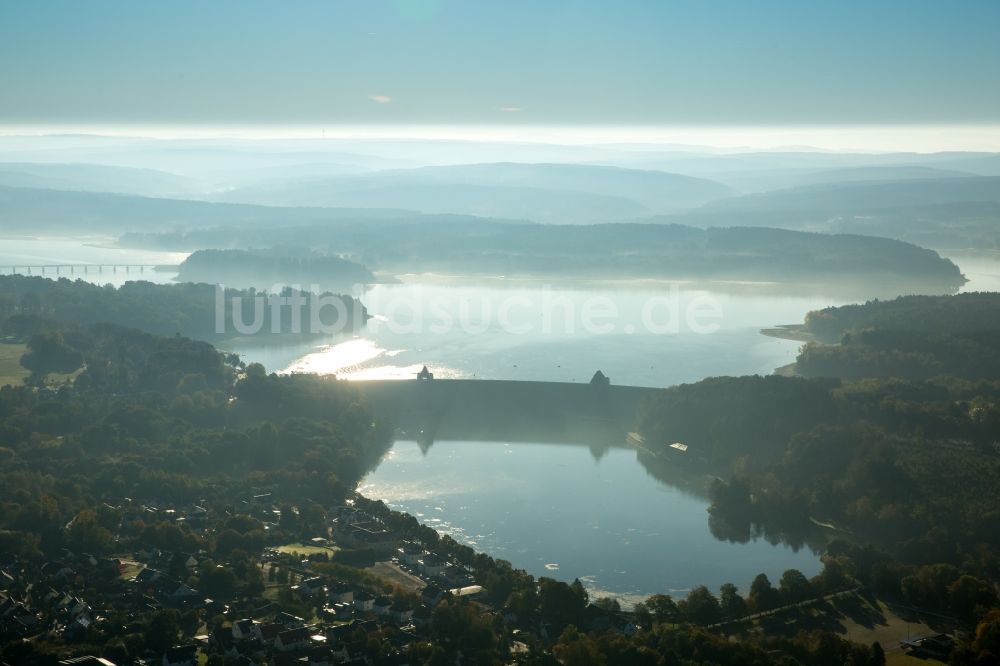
640, 373, 1000, 570
638, 377, 1000, 661
0, 275, 368, 343
794, 293, 1000, 380
0, 319, 896, 666
122, 221, 967, 288
177, 248, 377, 290
2, 284, 1000, 663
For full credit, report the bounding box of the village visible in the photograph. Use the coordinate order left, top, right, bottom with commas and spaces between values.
0, 490, 637, 666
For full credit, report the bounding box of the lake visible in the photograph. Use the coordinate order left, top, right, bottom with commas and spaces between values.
0, 237, 186, 287
226, 280, 837, 387
359, 439, 821, 601
5, 238, 997, 601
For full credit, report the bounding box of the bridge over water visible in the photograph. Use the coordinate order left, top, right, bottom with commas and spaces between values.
0, 264, 178, 276
351, 378, 665, 451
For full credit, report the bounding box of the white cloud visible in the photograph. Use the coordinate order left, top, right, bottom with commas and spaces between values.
498, 106, 522, 113
370, 95, 392, 104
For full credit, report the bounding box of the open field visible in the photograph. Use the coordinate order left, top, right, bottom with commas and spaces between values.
366, 561, 426, 593
0, 341, 83, 387
275, 542, 338, 557
0, 342, 28, 387
731, 591, 951, 662
838, 597, 939, 650
117, 559, 145, 581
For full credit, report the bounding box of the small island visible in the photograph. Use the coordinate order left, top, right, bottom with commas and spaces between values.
176, 248, 377, 289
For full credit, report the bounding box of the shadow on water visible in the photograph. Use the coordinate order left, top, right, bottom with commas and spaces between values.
356, 377, 826, 563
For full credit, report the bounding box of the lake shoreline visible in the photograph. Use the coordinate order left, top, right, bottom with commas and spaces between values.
759, 324, 814, 342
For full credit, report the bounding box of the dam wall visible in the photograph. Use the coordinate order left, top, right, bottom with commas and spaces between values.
350, 378, 662, 446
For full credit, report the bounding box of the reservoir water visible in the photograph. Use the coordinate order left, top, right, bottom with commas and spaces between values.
359, 440, 821, 601
5, 238, 996, 600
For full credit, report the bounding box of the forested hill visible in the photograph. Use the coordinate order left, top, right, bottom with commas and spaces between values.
177, 249, 377, 289
792, 293, 1000, 380
655, 176, 1000, 250
803, 293, 1000, 342
209, 162, 736, 222
0, 276, 368, 343
639, 372, 1000, 628
125, 222, 967, 289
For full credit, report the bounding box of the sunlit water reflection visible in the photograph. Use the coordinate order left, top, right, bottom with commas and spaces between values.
361, 440, 822, 601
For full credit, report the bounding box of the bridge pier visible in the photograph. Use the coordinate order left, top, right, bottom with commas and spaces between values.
1, 263, 171, 277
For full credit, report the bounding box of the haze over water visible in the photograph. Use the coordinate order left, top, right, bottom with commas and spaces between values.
3, 236, 994, 601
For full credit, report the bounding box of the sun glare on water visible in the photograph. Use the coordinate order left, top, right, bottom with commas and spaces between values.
281, 337, 462, 380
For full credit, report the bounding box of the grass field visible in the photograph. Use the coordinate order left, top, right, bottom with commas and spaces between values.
275, 542, 338, 557
366, 561, 426, 593
0, 342, 28, 387
0, 341, 83, 388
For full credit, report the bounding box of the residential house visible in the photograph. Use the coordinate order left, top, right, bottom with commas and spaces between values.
373, 596, 393, 617
421, 583, 445, 607
253, 621, 283, 645
296, 576, 326, 600
327, 581, 353, 604
398, 542, 423, 566
275, 626, 312, 652
419, 554, 446, 577
323, 602, 353, 621
231, 618, 257, 641
275, 611, 305, 628
353, 591, 374, 612
168, 584, 201, 605
306, 646, 336, 666
391, 601, 414, 624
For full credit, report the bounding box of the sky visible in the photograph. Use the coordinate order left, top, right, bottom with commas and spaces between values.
1, 0, 999, 126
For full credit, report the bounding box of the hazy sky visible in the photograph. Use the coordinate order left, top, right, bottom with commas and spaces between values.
2, 0, 999, 125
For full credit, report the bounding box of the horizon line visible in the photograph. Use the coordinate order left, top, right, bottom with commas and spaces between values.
3, 122, 1000, 153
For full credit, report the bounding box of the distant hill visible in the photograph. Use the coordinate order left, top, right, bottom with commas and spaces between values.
599, 150, 1000, 192
928, 154, 1000, 177
0, 184, 454, 233
123, 221, 966, 292
0, 183, 967, 291
177, 248, 377, 289
218, 181, 650, 224
210, 162, 735, 222
702, 176, 1000, 214
0, 162, 195, 197
771, 165, 975, 189
656, 176, 1000, 250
